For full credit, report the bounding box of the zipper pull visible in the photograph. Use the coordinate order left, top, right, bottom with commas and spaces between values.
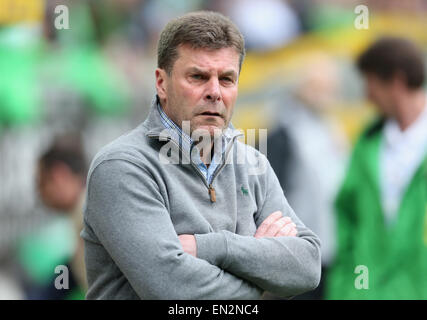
208, 184, 216, 202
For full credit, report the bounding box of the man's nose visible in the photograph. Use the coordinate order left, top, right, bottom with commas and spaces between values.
205, 78, 221, 103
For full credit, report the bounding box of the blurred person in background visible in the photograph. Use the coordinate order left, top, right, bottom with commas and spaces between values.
17, 134, 88, 299
37, 134, 88, 291
81, 11, 321, 300
267, 54, 348, 299
327, 37, 427, 299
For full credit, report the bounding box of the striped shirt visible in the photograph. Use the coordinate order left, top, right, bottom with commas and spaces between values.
157, 102, 227, 184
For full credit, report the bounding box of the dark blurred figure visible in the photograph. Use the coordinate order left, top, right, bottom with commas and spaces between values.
20, 134, 88, 299
38, 134, 87, 294
267, 54, 348, 299
327, 37, 427, 299
38, 135, 87, 214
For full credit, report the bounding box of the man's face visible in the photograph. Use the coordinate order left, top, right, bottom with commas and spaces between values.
156, 44, 240, 137
363, 73, 396, 117
37, 162, 83, 212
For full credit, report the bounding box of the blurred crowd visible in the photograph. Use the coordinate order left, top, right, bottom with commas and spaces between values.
0, 0, 427, 299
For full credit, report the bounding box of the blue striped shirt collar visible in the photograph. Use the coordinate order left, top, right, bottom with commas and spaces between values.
156, 100, 231, 160
157, 101, 193, 154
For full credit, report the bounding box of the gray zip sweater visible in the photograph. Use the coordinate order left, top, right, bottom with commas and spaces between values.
81, 96, 321, 300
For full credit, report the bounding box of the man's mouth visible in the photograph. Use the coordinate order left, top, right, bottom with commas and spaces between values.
199, 111, 222, 117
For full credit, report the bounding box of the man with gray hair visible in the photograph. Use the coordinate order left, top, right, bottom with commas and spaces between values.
81, 11, 321, 300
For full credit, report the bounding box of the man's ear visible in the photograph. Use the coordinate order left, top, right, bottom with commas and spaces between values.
155, 68, 168, 102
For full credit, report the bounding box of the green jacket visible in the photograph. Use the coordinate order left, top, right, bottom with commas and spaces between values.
327, 118, 427, 299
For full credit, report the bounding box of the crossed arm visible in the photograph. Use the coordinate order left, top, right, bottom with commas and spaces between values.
86, 158, 321, 299
179, 211, 298, 256
179, 161, 321, 297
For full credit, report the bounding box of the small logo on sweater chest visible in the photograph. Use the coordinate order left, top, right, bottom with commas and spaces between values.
241, 186, 249, 196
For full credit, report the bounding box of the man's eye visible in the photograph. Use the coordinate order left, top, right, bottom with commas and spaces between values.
191, 74, 203, 80
221, 77, 234, 83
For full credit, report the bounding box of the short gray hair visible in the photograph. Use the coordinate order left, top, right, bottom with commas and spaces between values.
157, 11, 246, 75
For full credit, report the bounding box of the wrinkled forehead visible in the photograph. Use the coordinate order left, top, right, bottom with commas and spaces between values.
174, 44, 240, 73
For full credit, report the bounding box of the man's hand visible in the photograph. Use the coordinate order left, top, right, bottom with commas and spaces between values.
178, 234, 197, 257
254, 211, 297, 239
